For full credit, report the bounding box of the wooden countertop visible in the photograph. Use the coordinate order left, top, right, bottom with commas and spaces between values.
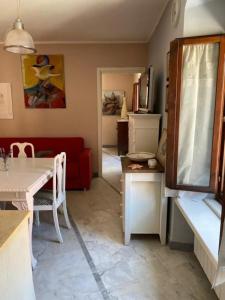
121, 157, 164, 173
0, 210, 31, 250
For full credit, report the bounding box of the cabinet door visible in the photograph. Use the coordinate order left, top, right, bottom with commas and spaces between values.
128, 116, 160, 153
166, 35, 225, 193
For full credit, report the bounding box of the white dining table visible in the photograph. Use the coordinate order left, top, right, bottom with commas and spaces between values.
0, 157, 54, 268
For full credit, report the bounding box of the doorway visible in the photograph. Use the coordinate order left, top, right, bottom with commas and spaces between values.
97, 67, 144, 191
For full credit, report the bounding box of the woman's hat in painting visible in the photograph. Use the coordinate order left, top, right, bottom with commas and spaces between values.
33, 55, 54, 69
32, 55, 61, 80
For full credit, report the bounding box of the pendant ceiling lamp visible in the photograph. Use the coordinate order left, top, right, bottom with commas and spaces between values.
4, 0, 36, 54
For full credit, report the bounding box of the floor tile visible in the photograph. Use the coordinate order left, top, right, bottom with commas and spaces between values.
102, 147, 121, 192
33, 178, 217, 299
33, 214, 101, 300
67, 178, 217, 300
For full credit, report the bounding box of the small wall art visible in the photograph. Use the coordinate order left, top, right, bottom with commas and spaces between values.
21, 54, 66, 108
102, 90, 125, 115
0, 83, 13, 119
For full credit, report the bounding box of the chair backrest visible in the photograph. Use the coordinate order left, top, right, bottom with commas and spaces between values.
10, 142, 35, 158
53, 152, 66, 206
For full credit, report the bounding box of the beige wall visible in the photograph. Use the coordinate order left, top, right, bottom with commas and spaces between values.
101, 73, 136, 146
102, 115, 119, 146
0, 44, 147, 172
102, 73, 135, 111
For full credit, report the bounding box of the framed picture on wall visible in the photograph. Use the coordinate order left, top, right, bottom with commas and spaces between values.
102, 90, 125, 115
21, 54, 66, 108
0, 83, 13, 119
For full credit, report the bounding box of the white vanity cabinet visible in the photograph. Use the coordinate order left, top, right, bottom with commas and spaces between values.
128, 114, 161, 153
120, 157, 167, 245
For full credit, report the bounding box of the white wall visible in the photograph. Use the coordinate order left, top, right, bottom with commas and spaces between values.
147, 0, 186, 128
184, 0, 225, 36
168, 198, 194, 246
148, 0, 225, 129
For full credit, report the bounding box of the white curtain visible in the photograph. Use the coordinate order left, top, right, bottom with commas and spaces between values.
177, 43, 219, 186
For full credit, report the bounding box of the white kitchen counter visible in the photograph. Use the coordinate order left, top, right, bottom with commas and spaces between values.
0, 210, 36, 300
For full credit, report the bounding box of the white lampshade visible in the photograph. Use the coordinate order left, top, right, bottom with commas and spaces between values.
4, 18, 36, 54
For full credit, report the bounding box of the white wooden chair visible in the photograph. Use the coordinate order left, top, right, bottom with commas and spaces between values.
1, 142, 35, 210
33, 152, 71, 243
10, 142, 35, 158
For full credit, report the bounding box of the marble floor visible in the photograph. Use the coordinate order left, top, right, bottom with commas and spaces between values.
33, 178, 217, 300
102, 147, 121, 192
33, 213, 103, 299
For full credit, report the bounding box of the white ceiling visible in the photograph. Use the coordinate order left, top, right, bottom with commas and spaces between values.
0, 0, 168, 43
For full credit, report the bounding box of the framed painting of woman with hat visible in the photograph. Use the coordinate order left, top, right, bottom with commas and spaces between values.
21, 54, 66, 108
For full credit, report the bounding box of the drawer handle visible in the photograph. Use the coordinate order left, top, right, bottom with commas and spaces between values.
120, 203, 123, 207
120, 191, 123, 195
120, 215, 123, 219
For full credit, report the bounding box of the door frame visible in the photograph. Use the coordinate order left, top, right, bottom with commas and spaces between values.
97, 67, 145, 177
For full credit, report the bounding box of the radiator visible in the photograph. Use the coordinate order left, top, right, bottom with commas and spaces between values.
194, 237, 225, 299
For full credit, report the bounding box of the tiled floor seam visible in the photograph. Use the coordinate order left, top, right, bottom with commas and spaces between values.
101, 177, 120, 194
68, 212, 111, 300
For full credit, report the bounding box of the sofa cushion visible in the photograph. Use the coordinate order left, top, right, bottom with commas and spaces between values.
67, 161, 79, 179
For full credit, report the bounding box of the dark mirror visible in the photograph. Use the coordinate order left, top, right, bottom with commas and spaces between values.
138, 66, 154, 113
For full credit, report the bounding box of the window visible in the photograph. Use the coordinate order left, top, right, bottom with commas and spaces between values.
166, 35, 225, 194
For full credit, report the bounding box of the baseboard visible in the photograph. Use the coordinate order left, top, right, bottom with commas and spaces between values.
93, 172, 99, 178
169, 241, 194, 252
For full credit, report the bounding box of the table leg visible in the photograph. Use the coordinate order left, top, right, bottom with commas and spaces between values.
12, 196, 37, 269
27, 197, 37, 269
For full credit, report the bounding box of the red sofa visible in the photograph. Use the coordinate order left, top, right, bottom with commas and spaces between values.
0, 137, 92, 190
